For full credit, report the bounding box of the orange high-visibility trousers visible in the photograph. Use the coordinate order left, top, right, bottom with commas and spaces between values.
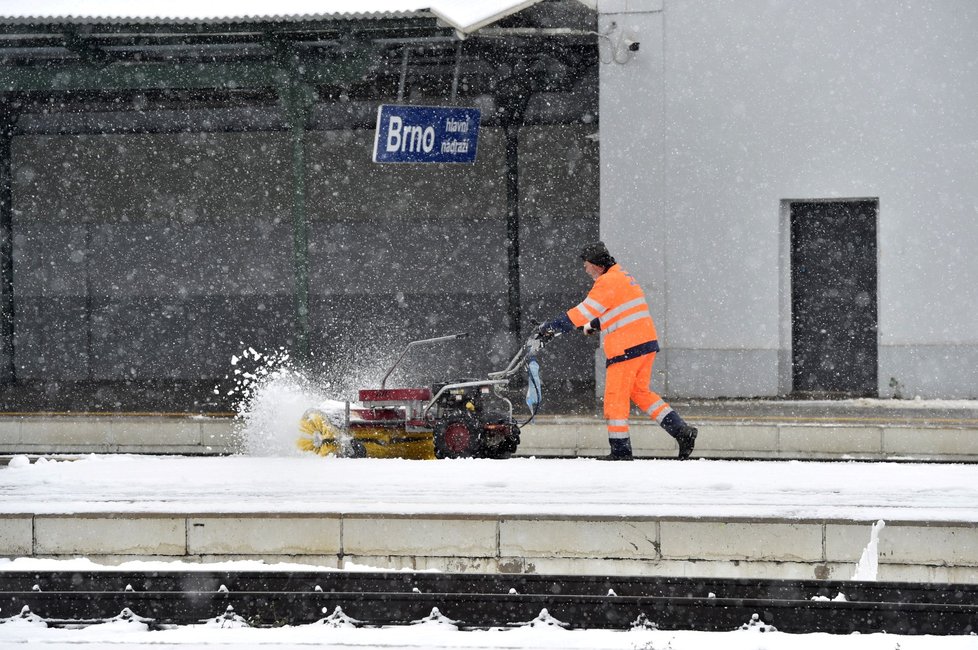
603, 352, 675, 439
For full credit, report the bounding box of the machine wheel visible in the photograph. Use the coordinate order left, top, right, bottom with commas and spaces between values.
433, 414, 481, 459
482, 423, 521, 459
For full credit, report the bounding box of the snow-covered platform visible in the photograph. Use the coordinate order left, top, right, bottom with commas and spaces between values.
2, 454, 977, 584
2, 398, 978, 461
3, 400, 976, 584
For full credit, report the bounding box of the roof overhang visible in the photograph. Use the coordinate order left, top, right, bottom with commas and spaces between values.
0, 1, 580, 35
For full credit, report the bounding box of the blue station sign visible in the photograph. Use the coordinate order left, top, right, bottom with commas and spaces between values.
372, 104, 481, 164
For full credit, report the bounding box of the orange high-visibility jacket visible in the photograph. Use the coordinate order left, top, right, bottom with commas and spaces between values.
566, 264, 658, 362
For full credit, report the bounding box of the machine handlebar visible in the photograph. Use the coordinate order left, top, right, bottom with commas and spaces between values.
381, 333, 469, 389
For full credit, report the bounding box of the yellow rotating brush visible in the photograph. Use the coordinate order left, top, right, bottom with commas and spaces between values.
297, 409, 343, 457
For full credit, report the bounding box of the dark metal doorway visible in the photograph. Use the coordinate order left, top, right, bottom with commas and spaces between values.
790, 199, 878, 397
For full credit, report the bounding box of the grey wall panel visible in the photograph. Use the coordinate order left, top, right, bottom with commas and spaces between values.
12, 224, 89, 296
307, 216, 508, 297
519, 124, 601, 300
13, 298, 90, 380
86, 297, 293, 380
519, 125, 599, 222
879, 345, 978, 400
520, 214, 599, 306
12, 132, 291, 223
15, 297, 292, 381
305, 129, 506, 222
663, 348, 780, 399
84, 222, 294, 297
15, 222, 294, 299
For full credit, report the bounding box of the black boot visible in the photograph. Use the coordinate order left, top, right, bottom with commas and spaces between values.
675, 424, 697, 460
599, 438, 634, 461
661, 412, 697, 460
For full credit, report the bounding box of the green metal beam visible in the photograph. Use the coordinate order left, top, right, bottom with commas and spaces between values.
276, 41, 316, 366
0, 54, 375, 93
0, 17, 443, 37
288, 112, 311, 366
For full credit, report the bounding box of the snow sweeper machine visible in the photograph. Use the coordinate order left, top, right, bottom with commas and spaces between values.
297, 332, 549, 460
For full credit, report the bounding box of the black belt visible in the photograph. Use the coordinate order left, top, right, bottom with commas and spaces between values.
606, 340, 659, 367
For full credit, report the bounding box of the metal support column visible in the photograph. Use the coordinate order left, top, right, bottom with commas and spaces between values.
504, 123, 522, 337
289, 112, 310, 364
279, 54, 316, 365
0, 108, 16, 385
496, 60, 543, 340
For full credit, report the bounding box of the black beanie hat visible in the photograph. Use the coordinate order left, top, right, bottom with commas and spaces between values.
580, 241, 616, 269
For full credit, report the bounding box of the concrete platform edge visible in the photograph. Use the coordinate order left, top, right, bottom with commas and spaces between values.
4, 513, 977, 584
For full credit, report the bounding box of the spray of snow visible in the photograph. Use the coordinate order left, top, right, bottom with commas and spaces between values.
851, 519, 886, 581
221, 347, 328, 456
222, 345, 390, 457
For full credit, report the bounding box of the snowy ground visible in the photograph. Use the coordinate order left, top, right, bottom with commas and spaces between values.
3, 454, 978, 522
2, 617, 978, 650
3, 454, 978, 648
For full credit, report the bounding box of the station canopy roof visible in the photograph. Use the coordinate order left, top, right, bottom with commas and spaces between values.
0, 0, 594, 34
0, 0, 598, 128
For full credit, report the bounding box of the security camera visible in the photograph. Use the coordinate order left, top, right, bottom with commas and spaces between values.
599, 25, 641, 64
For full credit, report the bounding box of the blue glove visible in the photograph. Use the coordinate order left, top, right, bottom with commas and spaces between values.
535, 314, 574, 342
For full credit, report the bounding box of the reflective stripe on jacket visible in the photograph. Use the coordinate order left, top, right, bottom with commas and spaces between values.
566, 264, 658, 360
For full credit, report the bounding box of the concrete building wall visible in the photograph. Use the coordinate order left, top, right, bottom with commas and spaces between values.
599, 0, 978, 397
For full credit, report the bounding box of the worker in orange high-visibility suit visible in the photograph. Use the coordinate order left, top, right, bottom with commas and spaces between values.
534, 242, 697, 460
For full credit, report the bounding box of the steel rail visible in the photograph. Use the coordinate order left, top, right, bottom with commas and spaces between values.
1, 572, 976, 634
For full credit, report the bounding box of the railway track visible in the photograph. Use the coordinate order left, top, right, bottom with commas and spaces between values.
1, 571, 975, 634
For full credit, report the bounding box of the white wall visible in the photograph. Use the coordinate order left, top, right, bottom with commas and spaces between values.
599, 0, 978, 398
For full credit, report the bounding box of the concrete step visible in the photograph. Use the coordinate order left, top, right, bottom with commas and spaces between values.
2, 408, 978, 461
521, 416, 978, 461
0, 414, 231, 456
